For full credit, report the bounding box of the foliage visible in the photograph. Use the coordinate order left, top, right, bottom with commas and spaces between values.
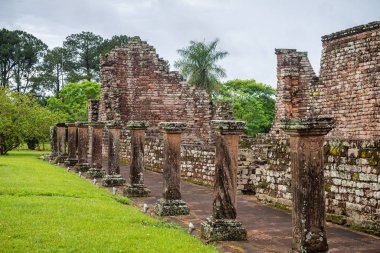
0, 29, 47, 93
34, 47, 65, 97
0, 88, 62, 154
0, 150, 218, 253
100, 35, 130, 54
63, 32, 104, 82
174, 39, 228, 93
46, 80, 100, 121
219, 79, 276, 136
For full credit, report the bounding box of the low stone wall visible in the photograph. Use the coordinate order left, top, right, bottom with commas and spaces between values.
324, 139, 379, 235
122, 135, 216, 187
238, 135, 380, 235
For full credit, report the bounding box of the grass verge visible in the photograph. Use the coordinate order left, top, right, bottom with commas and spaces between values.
0, 150, 217, 253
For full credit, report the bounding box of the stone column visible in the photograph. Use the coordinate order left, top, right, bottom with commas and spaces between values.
87, 122, 105, 178
55, 123, 67, 164
49, 126, 58, 162
64, 122, 78, 167
201, 120, 247, 241
75, 122, 90, 172
124, 120, 150, 197
154, 122, 189, 216
281, 118, 335, 253
102, 121, 125, 187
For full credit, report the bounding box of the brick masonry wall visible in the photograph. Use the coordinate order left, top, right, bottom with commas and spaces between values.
98, 37, 213, 145
257, 22, 380, 234
237, 136, 379, 235
320, 22, 380, 139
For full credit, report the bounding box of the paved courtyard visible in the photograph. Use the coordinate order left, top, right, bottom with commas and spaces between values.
117, 165, 380, 253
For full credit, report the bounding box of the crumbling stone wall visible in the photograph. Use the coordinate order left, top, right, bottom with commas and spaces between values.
242, 22, 380, 235
98, 37, 213, 145
320, 22, 380, 139
270, 49, 320, 135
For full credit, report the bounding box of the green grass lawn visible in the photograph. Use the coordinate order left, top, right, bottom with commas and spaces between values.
0, 150, 218, 253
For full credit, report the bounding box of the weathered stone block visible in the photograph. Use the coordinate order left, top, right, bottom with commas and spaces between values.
201, 217, 247, 241
154, 199, 190, 216
124, 184, 150, 197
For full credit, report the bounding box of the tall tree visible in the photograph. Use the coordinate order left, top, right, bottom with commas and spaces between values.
34, 47, 65, 97
219, 79, 276, 136
0, 29, 19, 88
0, 29, 47, 93
46, 80, 100, 121
63, 32, 104, 82
0, 87, 63, 154
101, 35, 130, 54
12, 30, 48, 93
174, 39, 228, 93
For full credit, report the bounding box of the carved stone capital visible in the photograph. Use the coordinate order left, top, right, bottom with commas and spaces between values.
211, 120, 246, 135
159, 122, 186, 133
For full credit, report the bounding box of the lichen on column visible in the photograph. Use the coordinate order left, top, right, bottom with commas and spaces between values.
75, 122, 90, 172
154, 122, 189, 216
201, 120, 247, 241
55, 123, 67, 164
124, 120, 150, 197
102, 121, 125, 187
49, 126, 58, 162
281, 117, 335, 253
64, 122, 78, 167
86, 122, 105, 178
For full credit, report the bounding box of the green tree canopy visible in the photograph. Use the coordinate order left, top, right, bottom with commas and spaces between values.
46, 80, 100, 121
174, 39, 228, 93
0, 29, 47, 94
63, 32, 104, 82
219, 79, 276, 136
0, 87, 63, 154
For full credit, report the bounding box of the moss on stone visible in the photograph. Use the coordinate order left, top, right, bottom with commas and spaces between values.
351, 172, 359, 181
329, 146, 341, 156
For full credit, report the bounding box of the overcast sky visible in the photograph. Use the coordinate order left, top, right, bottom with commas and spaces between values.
0, 0, 378, 87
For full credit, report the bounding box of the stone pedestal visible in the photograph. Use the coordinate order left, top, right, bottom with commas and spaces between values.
55, 123, 67, 164
154, 122, 189, 216
124, 121, 150, 197
87, 122, 105, 178
281, 117, 335, 253
201, 120, 247, 241
49, 126, 58, 162
64, 123, 78, 167
103, 122, 125, 187
75, 122, 90, 172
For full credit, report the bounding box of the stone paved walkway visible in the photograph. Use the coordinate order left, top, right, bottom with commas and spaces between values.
118, 165, 380, 253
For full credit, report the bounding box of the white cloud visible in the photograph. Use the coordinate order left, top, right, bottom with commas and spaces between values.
0, 0, 379, 87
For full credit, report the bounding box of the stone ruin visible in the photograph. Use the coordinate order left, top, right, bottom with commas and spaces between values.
240, 21, 380, 236
49, 20, 379, 249
86, 22, 379, 236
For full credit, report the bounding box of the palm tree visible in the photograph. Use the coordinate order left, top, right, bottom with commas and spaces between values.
174, 39, 228, 93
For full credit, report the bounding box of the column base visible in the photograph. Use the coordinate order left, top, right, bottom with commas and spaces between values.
86, 168, 105, 178
64, 158, 78, 167
75, 163, 90, 172
49, 156, 58, 164
154, 198, 190, 216
55, 155, 68, 164
124, 184, 151, 197
201, 217, 247, 241
102, 174, 126, 187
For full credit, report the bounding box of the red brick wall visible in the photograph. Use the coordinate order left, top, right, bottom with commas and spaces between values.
98, 37, 213, 144
271, 22, 380, 140
320, 22, 380, 140
270, 49, 318, 135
